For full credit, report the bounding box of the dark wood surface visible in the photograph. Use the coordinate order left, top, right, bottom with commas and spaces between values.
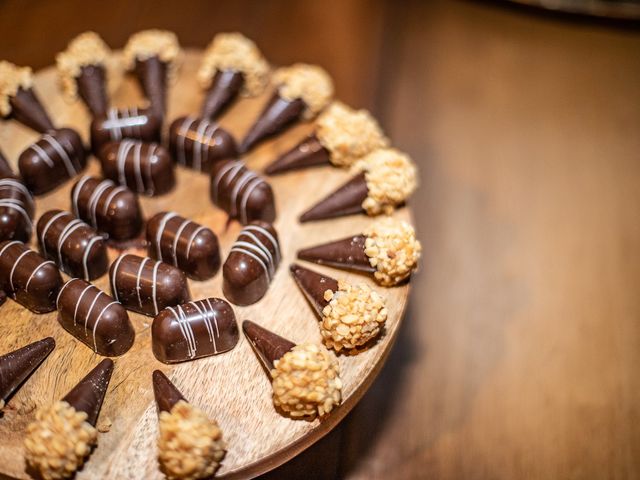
2, 1, 640, 478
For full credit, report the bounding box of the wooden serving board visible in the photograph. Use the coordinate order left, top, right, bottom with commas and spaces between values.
0, 50, 411, 479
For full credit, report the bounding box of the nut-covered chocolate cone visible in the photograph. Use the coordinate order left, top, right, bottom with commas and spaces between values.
76, 64, 109, 118
264, 134, 330, 175
152, 370, 186, 414
9, 88, 55, 133
0, 149, 15, 178
0, 337, 55, 406
299, 172, 368, 222
62, 358, 113, 427
239, 92, 306, 154
289, 263, 338, 317
201, 70, 244, 120
242, 320, 296, 372
135, 56, 167, 118
297, 235, 375, 274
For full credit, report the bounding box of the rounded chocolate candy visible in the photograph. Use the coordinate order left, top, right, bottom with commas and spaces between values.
90, 106, 161, 153
57, 278, 135, 357
109, 253, 191, 317
152, 298, 239, 363
146, 211, 221, 281
98, 140, 175, 196
0, 178, 35, 243
223, 221, 280, 306
0, 240, 63, 313
210, 160, 276, 225
71, 176, 143, 241
169, 116, 238, 173
18, 128, 86, 195
37, 210, 108, 281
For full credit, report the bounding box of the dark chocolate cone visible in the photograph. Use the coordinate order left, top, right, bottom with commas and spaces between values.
76, 65, 109, 118
298, 235, 375, 274
239, 92, 306, 154
201, 70, 244, 120
0, 149, 15, 178
134, 56, 167, 118
152, 370, 186, 413
9, 88, 55, 133
62, 358, 113, 427
299, 172, 368, 222
289, 263, 339, 317
242, 320, 296, 372
0, 337, 55, 405
264, 134, 330, 175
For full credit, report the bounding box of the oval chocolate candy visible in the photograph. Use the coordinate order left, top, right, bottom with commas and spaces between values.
223, 221, 280, 306
210, 160, 276, 225
71, 176, 143, 241
152, 297, 239, 363
98, 140, 175, 196
0, 178, 35, 243
90, 106, 161, 153
0, 240, 63, 313
168, 116, 238, 173
109, 253, 191, 317
18, 128, 87, 195
57, 278, 135, 357
36, 210, 109, 281
146, 211, 221, 281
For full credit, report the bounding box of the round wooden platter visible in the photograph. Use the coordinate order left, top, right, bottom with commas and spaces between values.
0, 50, 411, 480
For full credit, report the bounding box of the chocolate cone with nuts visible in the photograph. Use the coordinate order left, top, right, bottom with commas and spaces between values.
75, 64, 109, 117
264, 134, 330, 175
289, 263, 338, 317
242, 320, 296, 372
299, 172, 368, 222
62, 358, 114, 427
201, 70, 244, 120
152, 370, 186, 414
297, 235, 374, 273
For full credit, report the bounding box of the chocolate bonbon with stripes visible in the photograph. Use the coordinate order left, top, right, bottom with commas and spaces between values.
152, 297, 239, 363
0, 177, 35, 242
90, 106, 161, 153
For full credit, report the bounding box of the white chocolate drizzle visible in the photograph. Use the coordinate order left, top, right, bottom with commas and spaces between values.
165, 298, 222, 359
229, 224, 279, 280
29, 134, 81, 177
0, 240, 55, 297
152, 212, 209, 268
0, 179, 34, 236
115, 139, 158, 194
110, 254, 164, 315
175, 116, 221, 172
211, 161, 267, 224
72, 176, 129, 231
104, 107, 147, 141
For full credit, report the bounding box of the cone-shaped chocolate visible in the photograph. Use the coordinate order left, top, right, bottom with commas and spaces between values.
76, 65, 109, 118
0, 337, 55, 406
289, 263, 339, 317
0, 149, 15, 178
299, 172, 368, 222
239, 92, 306, 154
134, 56, 167, 118
265, 134, 330, 175
201, 70, 244, 120
62, 358, 113, 427
152, 370, 186, 413
242, 320, 296, 372
298, 234, 375, 274
9, 88, 55, 133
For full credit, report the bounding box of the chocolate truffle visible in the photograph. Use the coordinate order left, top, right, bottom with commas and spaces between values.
210, 160, 275, 225
90, 106, 161, 153
0, 61, 55, 133
222, 221, 280, 306
0, 240, 63, 313
152, 297, 239, 363
37, 210, 108, 281
169, 116, 238, 173
146, 211, 220, 281
57, 278, 134, 356
0, 337, 55, 411
71, 175, 143, 241
18, 128, 87, 195
98, 139, 175, 196
0, 177, 35, 242
197, 33, 270, 119
239, 64, 333, 153
110, 253, 191, 316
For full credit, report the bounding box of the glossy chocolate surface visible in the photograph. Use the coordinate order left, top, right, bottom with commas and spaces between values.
242, 320, 295, 372
299, 171, 368, 222
201, 69, 244, 120
169, 116, 238, 173
134, 56, 167, 117
264, 133, 330, 175
109, 253, 191, 316
76, 64, 109, 118
152, 370, 185, 413
290, 263, 339, 317
0, 240, 63, 313
297, 234, 375, 273
0, 177, 35, 243
18, 128, 87, 195
8, 87, 55, 133
98, 139, 175, 196
0, 337, 55, 405
62, 358, 113, 427
90, 107, 161, 152
211, 160, 276, 225
57, 278, 134, 356
71, 175, 143, 241
152, 297, 239, 364
37, 210, 108, 281
146, 211, 220, 281
223, 221, 280, 306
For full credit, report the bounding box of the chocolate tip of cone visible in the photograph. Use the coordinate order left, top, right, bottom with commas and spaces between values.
152, 370, 186, 413
62, 358, 114, 426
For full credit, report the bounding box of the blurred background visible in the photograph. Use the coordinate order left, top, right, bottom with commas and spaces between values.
1, 0, 640, 478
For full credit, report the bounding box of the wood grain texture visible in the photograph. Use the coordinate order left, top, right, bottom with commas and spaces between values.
0, 51, 411, 479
